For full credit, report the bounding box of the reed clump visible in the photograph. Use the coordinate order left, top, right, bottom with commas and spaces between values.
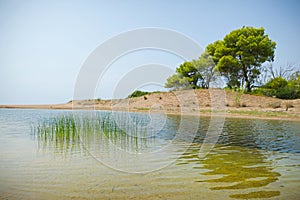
33, 112, 155, 154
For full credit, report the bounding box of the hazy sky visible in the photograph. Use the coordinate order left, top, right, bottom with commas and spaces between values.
1, 0, 299, 104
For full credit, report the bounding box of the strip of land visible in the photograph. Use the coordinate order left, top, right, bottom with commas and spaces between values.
1, 89, 300, 121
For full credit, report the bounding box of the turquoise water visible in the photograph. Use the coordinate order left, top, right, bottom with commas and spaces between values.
0, 109, 299, 199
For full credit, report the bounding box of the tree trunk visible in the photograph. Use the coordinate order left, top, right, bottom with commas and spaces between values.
245, 81, 251, 92
244, 73, 251, 92
243, 67, 251, 92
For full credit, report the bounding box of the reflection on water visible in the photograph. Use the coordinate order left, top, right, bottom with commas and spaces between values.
176, 117, 300, 199
177, 144, 281, 198
202, 146, 280, 198
1, 109, 300, 199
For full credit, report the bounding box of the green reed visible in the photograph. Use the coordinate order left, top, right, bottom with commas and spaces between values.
34, 112, 156, 155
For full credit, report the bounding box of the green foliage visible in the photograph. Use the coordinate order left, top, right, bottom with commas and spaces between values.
165, 53, 215, 90
128, 90, 149, 98
165, 73, 192, 90
264, 77, 288, 89
275, 86, 300, 99
255, 75, 300, 99
165, 61, 198, 90
289, 71, 300, 81
175, 61, 199, 89
233, 91, 243, 107
206, 26, 276, 92
193, 52, 216, 89
250, 88, 265, 96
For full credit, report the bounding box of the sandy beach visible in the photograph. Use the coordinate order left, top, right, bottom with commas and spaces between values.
1, 89, 299, 121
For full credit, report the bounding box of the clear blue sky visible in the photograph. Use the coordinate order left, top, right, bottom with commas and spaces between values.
0, 0, 299, 104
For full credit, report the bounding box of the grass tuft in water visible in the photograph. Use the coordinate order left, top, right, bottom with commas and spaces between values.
34, 112, 156, 155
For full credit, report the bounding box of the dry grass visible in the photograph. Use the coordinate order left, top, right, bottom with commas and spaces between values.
268, 102, 281, 109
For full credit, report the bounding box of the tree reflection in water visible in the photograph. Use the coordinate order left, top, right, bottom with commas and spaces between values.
178, 145, 281, 199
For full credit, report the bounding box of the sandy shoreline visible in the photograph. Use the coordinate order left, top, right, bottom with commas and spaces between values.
1, 89, 300, 121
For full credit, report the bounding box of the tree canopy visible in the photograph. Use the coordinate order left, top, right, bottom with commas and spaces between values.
206, 26, 276, 92
165, 53, 216, 90
165, 26, 279, 94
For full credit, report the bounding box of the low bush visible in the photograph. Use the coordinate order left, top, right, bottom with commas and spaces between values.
264, 77, 288, 90
128, 90, 150, 98
251, 76, 300, 99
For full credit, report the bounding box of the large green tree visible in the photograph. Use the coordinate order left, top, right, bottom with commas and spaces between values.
206, 26, 276, 92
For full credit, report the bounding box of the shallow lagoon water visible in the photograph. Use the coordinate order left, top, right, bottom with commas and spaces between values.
0, 109, 300, 199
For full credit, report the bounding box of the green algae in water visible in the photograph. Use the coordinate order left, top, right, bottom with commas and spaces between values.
211, 177, 279, 190
200, 146, 280, 187
177, 145, 282, 199
230, 191, 280, 199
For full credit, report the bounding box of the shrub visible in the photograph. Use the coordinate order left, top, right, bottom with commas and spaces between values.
250, 88, 264, 96
264, 77, 288, 90
233, 92, 243, 107
253, 76, 300, 99
128, 90, 149, 98
275, 86, 300, 99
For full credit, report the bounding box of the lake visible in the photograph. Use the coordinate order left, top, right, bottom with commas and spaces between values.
0, 109, 299, 199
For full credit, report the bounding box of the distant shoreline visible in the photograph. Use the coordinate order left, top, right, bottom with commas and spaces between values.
1, 89, 300, 121
1, 106, 299, 122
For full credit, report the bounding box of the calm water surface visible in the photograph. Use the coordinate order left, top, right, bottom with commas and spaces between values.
0, 109, 299, 199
